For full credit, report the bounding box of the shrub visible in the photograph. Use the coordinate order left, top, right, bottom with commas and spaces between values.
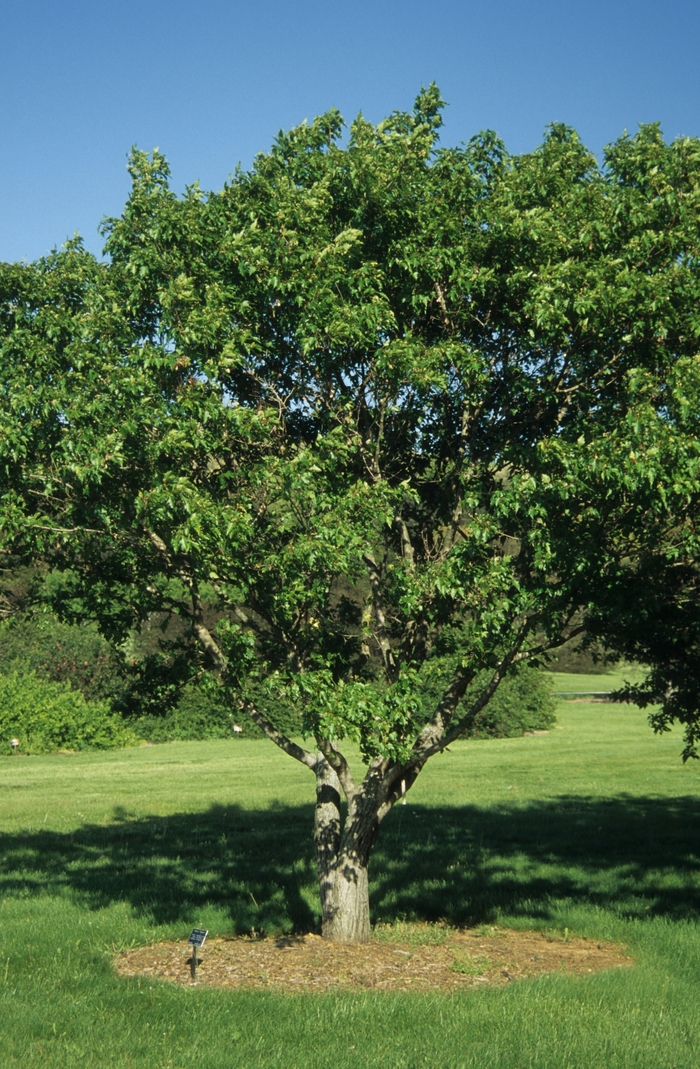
466, 667, 556, 738
418, 663, 556, 740
133, 685, 243, 743
0, 614, 122, 704
546, 633, 617, 674
0, 671, 138, 754
0, 616, 554, 747
132, 682, 302, 742
131, 669, 555, 745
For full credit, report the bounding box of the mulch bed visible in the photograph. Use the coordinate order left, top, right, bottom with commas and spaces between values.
115, 926, 632, 993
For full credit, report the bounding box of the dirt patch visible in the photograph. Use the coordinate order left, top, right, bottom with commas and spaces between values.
115, 925, 632, 993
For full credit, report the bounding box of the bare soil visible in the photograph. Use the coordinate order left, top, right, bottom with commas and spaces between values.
115, 925, 632, 993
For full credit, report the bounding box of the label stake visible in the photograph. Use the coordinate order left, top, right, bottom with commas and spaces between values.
187, 928, 208, 981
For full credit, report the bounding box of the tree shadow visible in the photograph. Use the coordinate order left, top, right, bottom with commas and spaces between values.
1, 794, 699, 933
374, 794, 700, 926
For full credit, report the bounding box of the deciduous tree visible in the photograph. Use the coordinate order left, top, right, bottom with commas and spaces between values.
2, 88, 700, 939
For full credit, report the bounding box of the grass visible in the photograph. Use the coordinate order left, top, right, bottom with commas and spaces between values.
546, 666, 648, 695
1, 703, 700, 1067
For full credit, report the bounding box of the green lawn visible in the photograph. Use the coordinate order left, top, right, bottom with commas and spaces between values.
1, 702, 700, 1067
547, 666, 648, 695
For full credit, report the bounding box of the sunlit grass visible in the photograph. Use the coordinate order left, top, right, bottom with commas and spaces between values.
1, 702, 699, 1067
547, 665, 648, 694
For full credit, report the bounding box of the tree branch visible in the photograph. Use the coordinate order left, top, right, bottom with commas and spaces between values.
410, 621, 536, 767
434, 281, 451, 330
362, 551, 397, 678
411, 664, 475, 755
244, 701, 316, 769
316, 737, 358, 799
395, 515, 415, 567
511, 623, 587, 665
147, 528, 169, 555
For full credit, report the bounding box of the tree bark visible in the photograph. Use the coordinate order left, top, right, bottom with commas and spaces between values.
314, 757, 377, 942
322, 850, 371, 943
314, 757, 341, 933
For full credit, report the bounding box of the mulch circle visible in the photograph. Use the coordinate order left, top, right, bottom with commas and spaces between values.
115, 925, 632, 993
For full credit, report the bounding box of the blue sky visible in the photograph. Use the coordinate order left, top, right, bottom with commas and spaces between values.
1, 0, 698, 263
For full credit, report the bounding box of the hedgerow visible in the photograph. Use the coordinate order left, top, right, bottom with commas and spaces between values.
0, 671, 138, 754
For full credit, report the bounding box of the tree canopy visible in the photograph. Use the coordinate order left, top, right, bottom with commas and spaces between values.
2, 86, 700, 938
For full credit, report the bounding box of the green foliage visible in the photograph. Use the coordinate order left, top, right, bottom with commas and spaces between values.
466, 667, 556, 738
0, 670, 138, 754
545, 634, 616, 674
0, 613, 121, 704
0, 611, 555, 744
133, 679, 303, 743
0, 610, 303, 745
2, 87, 700, 893
0, 561, 37, 623
132, 684, 242, 743
415, 662, 556, 739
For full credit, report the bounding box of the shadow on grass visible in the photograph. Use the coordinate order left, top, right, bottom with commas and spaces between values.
1, 795, 700, 933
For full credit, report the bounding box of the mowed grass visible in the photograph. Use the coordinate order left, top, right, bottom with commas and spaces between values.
1, 699, 700, 1067
547, 665, 648, 695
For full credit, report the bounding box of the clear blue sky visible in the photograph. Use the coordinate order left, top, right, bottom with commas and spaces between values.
1, 0, 698, 263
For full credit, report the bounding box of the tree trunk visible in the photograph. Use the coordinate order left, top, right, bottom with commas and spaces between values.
314, 757, 341, 934
322, 849, 371, 942
314, 757, 377, 943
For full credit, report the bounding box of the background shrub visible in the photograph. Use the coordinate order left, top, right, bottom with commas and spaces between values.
132, 682, 302, 742
0, 612, 556, 746
0, 670, 138, 754
417, 662, 556, 740
545, 633, 617, 673
131, 669, 556, 745
0, 614, 122, 703
133, 685, 245, 743
465, 666, 556, 738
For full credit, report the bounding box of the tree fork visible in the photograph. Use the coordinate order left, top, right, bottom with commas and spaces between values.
315, 763, 385, 943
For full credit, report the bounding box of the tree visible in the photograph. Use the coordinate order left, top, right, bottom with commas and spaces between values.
2, 87, 700, 940
581, 396, 700, 761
